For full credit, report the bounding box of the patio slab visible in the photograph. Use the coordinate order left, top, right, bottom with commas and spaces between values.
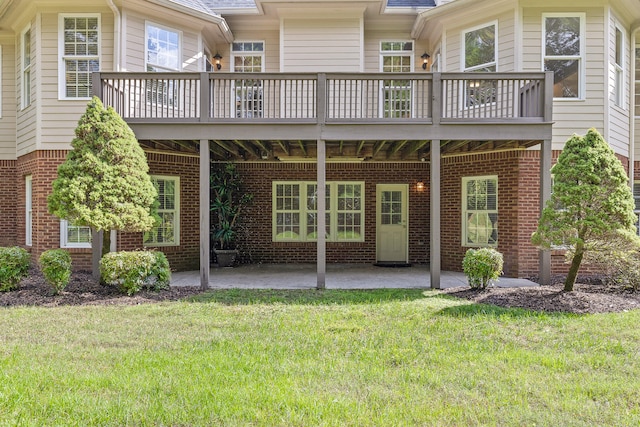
170, 264, 538, 289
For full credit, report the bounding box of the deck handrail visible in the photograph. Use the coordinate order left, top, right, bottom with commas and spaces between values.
92, 71, 551, 124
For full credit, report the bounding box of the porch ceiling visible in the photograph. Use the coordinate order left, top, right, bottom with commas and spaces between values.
139, 139, 541, 161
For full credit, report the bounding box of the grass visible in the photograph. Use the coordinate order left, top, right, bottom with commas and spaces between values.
1, 289, 639, 426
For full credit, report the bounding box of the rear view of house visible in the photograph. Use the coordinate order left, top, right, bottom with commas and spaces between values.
0, 0, 639, 288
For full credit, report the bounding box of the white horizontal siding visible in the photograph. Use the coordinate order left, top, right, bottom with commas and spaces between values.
0, 43, 16, 160
282, 19, 361, 72
38, 11, 114, 151
522, 7, 606, 151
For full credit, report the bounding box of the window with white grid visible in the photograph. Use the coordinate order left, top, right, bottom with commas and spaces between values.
232, 41, 264, 118
144, 176, 180, 246
60, 220, 91, 248
21, 26, 31, 108
25, 175, 32, 246
273, 182, 364, 242
462, 176, 498, 247
59, 15, 100, 99
380, 41, 413, 118
543, 14, 584, 99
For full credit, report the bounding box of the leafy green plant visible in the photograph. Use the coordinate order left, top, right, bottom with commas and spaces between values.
532, 128, 639, 291
39, 249, 72, 295
48, 96, 158, 278
210, 163, 253, 250
100, 251, 171, 296
0, 247, 30, 292
462, 248, 503, 289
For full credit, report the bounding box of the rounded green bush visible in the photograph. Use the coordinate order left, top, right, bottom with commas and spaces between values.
100, 251, 171, 296
39, 249, 72, 295
0, 247, 30, 292
462, 248, 503, 290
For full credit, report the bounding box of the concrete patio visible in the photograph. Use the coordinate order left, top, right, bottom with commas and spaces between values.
170, 264, 539, 289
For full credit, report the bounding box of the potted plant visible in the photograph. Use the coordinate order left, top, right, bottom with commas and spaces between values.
210, 163, 253, 267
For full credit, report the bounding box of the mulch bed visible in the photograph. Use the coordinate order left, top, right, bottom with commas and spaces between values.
2, 270, 640, 314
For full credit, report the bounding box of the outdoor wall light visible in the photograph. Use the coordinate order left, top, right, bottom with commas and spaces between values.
421, 52, 430, 70
213, 53, 222, 70
416, 181, 425, 192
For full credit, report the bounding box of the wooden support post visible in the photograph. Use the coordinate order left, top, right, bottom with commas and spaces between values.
539, 138, 552, 285
430, 139, 441, 289
317, 139, 326, 290
200, 139, 210, 290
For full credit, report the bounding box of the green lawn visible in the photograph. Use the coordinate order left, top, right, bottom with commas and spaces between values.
1, 289, 639, 426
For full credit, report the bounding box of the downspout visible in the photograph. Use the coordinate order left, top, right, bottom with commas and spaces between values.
106, 0, 121, 71
630, 22, 639, 188
106, 0, 121, 253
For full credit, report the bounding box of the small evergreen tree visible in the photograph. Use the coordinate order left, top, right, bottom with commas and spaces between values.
531, 128, 639, 291
48, 97, 158, 278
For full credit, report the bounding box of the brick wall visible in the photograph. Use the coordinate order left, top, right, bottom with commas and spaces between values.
118, 152, 201, 272
235, 162, 431, 264
0, 160, 17, 247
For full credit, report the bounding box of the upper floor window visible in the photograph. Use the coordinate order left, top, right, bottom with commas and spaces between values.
614, 26, 624, 108
380, 41, 413, 118
462, 23, 497, 107
21, 26, 31, 108
59, 15, 100, 99
635, 47, 640, 117
232, 41, 264, 118
543, 14, 584, 99
146, 23, 181, 72
463, 23, 496, 72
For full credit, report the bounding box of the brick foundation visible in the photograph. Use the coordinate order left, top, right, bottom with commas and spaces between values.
3, 147, 629, 277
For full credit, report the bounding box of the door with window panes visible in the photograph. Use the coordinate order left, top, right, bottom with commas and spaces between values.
232, 41, 264, 118
376, 184, 408, 263
380, 41, 413, 118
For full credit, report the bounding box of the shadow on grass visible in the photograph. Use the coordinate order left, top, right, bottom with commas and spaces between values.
185, 288, 428, 306
427, 293, 580, 318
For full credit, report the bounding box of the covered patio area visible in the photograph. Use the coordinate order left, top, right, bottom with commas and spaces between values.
170, 264, 539, 289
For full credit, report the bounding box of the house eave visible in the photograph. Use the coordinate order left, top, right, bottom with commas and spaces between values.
146, 0, 234, 42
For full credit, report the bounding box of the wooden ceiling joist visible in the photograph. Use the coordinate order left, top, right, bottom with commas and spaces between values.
277, 140, 290, 156
297, 140, 307, 156
356, 140, 366, 157
372, 141, 387, 158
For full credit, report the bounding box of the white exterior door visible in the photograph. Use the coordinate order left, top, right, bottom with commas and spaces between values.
376, 184, 408, 263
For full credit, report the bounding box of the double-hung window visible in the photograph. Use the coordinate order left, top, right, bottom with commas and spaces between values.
463, 22, 497, 107
25, 175, 32, 246
145, 23, 181, 107
21, 26, 31, 108
273, 182, 364, 242
462, 176, 498, 246
60, 220, 91, 248
380, 41, 413, 118
59, 15, 100, 99
614, 26, 624, 107
543, 14, 584, 99
144, 176, 180, 246
231, 41, 264, 118
634, 47, 640, 118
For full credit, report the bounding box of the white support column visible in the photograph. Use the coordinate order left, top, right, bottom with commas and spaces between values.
110, 230, 117, 252
200, 139, 210, 290
317, 139, 326, 290
539, 138, 552, 285
430, 139, 441, 289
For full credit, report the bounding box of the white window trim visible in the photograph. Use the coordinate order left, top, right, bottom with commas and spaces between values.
230, 40, 266, 73
272, 181, 365, 243
20, 25, 31, 110
542, 12, 586, 101
145, 21, 182, 72
25, 175, 32, 246
462, 175, 498, 247
60, 220, 92, 249
613, 23, 625, 109
378, 40, 414, 72
58, 14, 101, 100
144, 175, 180, 247
461, 20, 498, 73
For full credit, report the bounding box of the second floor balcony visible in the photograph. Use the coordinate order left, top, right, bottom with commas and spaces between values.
93, 71, 553, 148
